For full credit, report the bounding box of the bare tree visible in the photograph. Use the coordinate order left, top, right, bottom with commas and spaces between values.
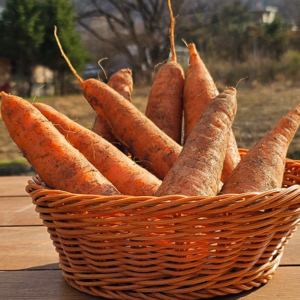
75, 0, 185, 84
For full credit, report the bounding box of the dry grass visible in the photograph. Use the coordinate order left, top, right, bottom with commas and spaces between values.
233, 84, 300, 156
1, 84, 300, 163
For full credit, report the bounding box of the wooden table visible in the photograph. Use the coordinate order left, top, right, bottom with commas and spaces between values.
1, 176, 300, 300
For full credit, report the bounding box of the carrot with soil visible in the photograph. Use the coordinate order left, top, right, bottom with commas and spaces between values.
221, 102, 300, 194
92, 68, 133, 146
156, 88, 237, 197
145, 0, 185, 144
184, 43, 240, 182
34, 102, 161, 196
108, 68, 133, 101
0, 92, 120, 196
54, 27, 182, 180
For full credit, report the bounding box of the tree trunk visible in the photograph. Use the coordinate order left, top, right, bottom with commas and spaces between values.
132, 64, 152, 86
54, 71, 60, 96
27, 80, 33, 98
60, 70, 66, 96
24, 63, 34, 98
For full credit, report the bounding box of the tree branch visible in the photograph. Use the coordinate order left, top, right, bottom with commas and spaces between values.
109, 0, 147, 65
77, 19, 136, 66
91, 0, 126, 26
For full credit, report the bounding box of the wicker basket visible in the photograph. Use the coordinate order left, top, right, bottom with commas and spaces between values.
26, 149, 300, 300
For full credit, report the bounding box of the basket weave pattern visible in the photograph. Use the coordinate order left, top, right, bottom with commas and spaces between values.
26, 150, 300, 300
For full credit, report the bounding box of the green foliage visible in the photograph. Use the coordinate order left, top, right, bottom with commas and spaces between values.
177, 1, 289, 63
39, 0, 89, 73
206, 50, 300, 88
0, 0, 88, 71
0, 0, 44, 62
178, 1, 253, 61
175, 0, 300, 87
208, 1, 253, 61
277, 50, 300, 81
0, 0, 89, 95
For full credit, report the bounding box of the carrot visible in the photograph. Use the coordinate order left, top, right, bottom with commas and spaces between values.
183, 43, 219, 140
0, 92, 120, 196
221, 132, 240, 182
92, 68, 133, 146
183, 43, 240, 182
91, 111, 117, 145
108, 68, 133, 101
145, 0, 185, 144
33, 102, 161, 196
156, 87, 237, 197
54, 27, 182, 180
221, 102, 300, 194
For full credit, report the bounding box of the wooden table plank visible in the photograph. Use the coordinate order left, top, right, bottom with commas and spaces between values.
0, 197, 41, 226
214, 267, 300, 300
0, 227, 59, 270
0, 176, 32, 197
281, 229, 300, 266
0, 267, 299, 300
0, 270, 99, 300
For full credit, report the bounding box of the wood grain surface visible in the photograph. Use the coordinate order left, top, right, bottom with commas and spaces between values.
0, 197, 41, 226
0, 268, 299, 300
0, 270, 99, 300
280, 231, 300, 266
0, 176, 31, 197
0, 227, 59, 270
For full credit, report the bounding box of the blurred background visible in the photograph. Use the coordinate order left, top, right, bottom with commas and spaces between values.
1, 0, 300, 175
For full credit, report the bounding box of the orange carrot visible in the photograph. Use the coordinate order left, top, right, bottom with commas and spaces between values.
91, 110, 117, 144
0, 92, 120, 196
221, 103, 300, 194
183, 43, 240, 182
221, 133, 240, 182
84, 79, 182, 180
156, 88, 237, 196
92, 68, 133, 146
33, 102, 161, 196
108, 68, 133, 101
54, 27, 182, 180
145, 0, 185, 144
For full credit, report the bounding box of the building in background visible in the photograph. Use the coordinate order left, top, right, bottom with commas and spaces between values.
0, 55, 54, 97
251, 1, 278, 24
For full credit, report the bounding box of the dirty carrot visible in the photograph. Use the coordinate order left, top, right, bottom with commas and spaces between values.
108, 68, 133, 101
221, 102, 300, 194
145, 0, 184, 144
92, 68, 133, 145
33, 102, 161, 196
0, 92, 120, 196
183, 43, 240, 182
92, 68, 133, 151
156, 88, 237, 197
54, 27, 182, 180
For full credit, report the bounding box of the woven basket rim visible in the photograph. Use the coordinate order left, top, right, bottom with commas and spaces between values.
26, 174, 300, 199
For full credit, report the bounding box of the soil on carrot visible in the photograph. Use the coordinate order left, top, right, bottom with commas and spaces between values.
1, 84, 300, 175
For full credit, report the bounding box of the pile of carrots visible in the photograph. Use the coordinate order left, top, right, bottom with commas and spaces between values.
1, 0, 300, 198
